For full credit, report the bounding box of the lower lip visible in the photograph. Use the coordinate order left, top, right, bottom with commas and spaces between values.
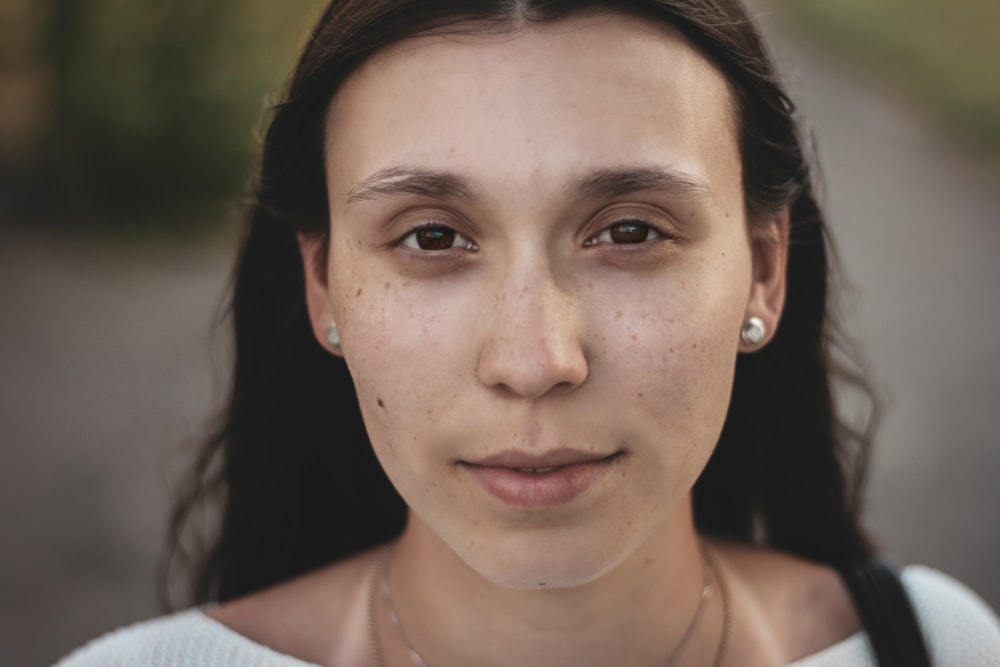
461, 455, 619, 508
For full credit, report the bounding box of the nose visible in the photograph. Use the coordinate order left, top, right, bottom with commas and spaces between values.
476, 267, 589, 399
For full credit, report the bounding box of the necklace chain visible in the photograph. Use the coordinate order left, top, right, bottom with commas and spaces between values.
705, 547, 730, 667
380, 565, 430, 667
370, 547, 730, 667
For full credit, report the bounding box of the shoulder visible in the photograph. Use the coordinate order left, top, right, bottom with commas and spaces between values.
789, 566, 1000, 667
204, 545, 388, 666
713, 541, 862, 663
901, 566, 1000, 664
53, 609, 319, 667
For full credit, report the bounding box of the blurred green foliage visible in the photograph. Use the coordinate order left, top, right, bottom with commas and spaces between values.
6, 0, 326, 232
7, 0, 998, 234
784, 0, 1000, 164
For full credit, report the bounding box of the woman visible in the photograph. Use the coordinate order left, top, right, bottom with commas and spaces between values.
58, 0, 999, 665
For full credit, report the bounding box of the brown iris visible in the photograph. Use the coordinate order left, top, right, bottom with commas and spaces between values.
609, 221, 651, 244
415, 227, 455, 250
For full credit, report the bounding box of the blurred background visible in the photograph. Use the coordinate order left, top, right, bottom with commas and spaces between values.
1, 0, 998, 664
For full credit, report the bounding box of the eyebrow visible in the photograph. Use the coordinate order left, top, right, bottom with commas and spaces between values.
345, 164, 714, 205
346, 167, 477, 204
572, 165, 715, 202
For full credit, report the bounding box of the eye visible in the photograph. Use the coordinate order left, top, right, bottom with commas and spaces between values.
585, 220, 663, 246
400, 225, 477, 251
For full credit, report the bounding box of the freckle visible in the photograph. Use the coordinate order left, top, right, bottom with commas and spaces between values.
384, 282, 391, 288
537, 582, 546, 587
638, 392, 644, 399
377, 397, 385, 409
630, 333, 637, 341
615, 311, 622, 320
356, 288, 363, 297
403, 280, 411, 287
692, 343, 698, 349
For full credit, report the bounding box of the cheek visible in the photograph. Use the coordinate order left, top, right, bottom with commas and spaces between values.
601, 267, 746, 446
333, 276, 472, 456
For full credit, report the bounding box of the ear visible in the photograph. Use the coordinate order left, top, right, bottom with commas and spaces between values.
741, 206, 790, 352
298, 233, 343, 357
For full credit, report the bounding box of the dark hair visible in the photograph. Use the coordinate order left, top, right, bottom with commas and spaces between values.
165, 0, 876, 606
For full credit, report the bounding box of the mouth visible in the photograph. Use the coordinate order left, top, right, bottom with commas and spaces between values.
462, 448, 622, 470
459, 450, 623, 508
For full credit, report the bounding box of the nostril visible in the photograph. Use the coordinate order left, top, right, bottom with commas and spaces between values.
551, 378, 584, 395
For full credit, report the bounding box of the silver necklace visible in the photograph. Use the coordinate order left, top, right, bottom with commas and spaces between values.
379, 564, 430, 667
370, 549, 730, 667
705, 547, 731, 667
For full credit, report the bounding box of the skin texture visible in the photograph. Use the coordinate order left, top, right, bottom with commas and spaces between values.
211, 13, 859, 667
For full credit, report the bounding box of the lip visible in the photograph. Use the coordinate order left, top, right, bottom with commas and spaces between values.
460, 449, 622, 508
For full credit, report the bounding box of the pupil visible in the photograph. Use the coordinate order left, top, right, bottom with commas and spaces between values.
417, 227, 455, 250
610, 222, 647, 244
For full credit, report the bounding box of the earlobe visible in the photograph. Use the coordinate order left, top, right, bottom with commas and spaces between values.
741, 206, 790, 352
298, 233, 343, 357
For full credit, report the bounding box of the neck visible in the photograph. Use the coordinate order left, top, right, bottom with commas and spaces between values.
378, 501, 725, 666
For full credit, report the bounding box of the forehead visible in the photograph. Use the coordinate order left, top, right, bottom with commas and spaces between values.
324, 13, 740, 205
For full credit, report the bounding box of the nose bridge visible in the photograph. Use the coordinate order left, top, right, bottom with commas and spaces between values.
477, 252, 588, 398
505, 264, 567, 344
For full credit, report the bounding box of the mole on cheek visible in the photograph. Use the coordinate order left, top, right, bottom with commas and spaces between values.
356, 288, 363, 297
377, 397, 386, 409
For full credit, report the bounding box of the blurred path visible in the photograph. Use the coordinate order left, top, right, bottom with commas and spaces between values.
0, 236, 230, 665
753, 0, 1000, 609
2, 6, 1000, 665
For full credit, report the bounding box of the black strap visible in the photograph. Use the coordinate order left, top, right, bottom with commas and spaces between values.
837, 557, 932, 667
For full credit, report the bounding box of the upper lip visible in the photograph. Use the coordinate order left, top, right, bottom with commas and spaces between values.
461, 448, 620, 469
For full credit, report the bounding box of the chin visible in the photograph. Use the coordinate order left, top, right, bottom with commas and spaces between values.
450, 526, 639, 591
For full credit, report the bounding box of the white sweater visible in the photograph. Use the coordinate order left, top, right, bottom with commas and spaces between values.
56, 566, 1000, 666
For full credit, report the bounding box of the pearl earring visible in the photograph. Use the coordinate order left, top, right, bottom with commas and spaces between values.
326, 323, 341, 349
741, 317, 766, 346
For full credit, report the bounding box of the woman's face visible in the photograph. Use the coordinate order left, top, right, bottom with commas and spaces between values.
304, 14, 786, 588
